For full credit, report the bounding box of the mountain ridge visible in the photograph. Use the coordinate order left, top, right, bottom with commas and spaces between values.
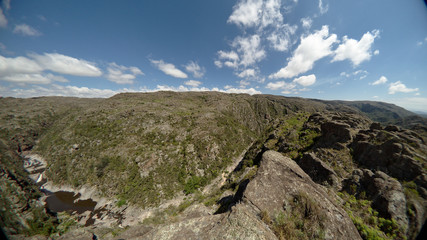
0, 92, 426, 239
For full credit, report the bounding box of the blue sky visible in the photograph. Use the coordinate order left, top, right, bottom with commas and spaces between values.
1, 0, 427, 112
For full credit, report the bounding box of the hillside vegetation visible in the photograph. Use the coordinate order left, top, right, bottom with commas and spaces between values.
0, 92, 426, 239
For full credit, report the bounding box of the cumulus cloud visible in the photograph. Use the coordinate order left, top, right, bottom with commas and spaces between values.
228, 0, 263, 28
332, 30, 379, 66
106, 62, 143, 84
266, 74, 315, 93
228, 0, 283, 29
184, 80, 202, 87
293, 74, 316, 86
301, 17, 312, 29
233, 35, 266, 67
0, 8, 7, 28
270, 26, 337, 79
370, 76, 387, 85
185, 61, 205, 78
150, 59, 188, 78
30, 53, 102, 76
13, 24, 42, 36
388, 81, 419, 94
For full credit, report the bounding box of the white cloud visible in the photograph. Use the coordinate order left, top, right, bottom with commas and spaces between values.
293, 74, 316, 86
332, 30, 379, 66
185, 61, 205, 78
0, 8, 7, 28
267, 24, 298, 52
237, 68, 256, 78
13, 24, 42, 36
1, 74, 51, 84
388, 81, 419, 94
374, 50, 379, 55
218, 50, 239, 61
266, 81, 286, 90
150, 59, 188, 78
260, 0, 283, 28
214, 60, 223, 68
184, 80, 202, 87
228, 0, 283, 29
270, 26, 337, 79
0, 84, 123, 98
106, 62, 143, 84
301, 17, 312, 29
30, 53, 102, 76
154, 84, 261, 95
0, 55, 43, 75
0, 53, 103, 84
318, 0, 329, 14
222, 87, 261, 95
233, 35, 266, 67
0, 83, 263, 99
370, 76, 387, 85
228, 0, 263, 28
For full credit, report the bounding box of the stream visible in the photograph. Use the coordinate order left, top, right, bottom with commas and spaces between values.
23, 153, 123, 227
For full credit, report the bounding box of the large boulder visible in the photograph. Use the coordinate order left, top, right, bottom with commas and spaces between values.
297, 152, 339, 188
242, 150, 361, 240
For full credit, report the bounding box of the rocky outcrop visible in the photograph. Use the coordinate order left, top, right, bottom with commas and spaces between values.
242, 150, 362, 240
297, 152, 339, 188
99, 203, 276, 240
352, 127, 426, 183
343, 169, 409, 231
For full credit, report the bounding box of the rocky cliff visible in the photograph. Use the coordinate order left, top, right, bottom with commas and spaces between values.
0, 92, 426, 239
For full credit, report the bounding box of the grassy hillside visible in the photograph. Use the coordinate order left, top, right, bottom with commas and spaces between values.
1, 92, 426, 238
31, 92, 333, 207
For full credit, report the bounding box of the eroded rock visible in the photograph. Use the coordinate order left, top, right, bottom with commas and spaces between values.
297, 152, 339, 188
342, 169, 409, 231
242, 150, 362, 240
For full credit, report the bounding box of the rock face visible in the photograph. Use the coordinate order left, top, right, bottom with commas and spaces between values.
242, 150, 362, 240
352, 126, 426, 183
297, 152, 339, 188
134, 204, 277, 240
343, 169, 409, 230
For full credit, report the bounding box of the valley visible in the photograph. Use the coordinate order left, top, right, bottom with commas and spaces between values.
0, 92, 426, 239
